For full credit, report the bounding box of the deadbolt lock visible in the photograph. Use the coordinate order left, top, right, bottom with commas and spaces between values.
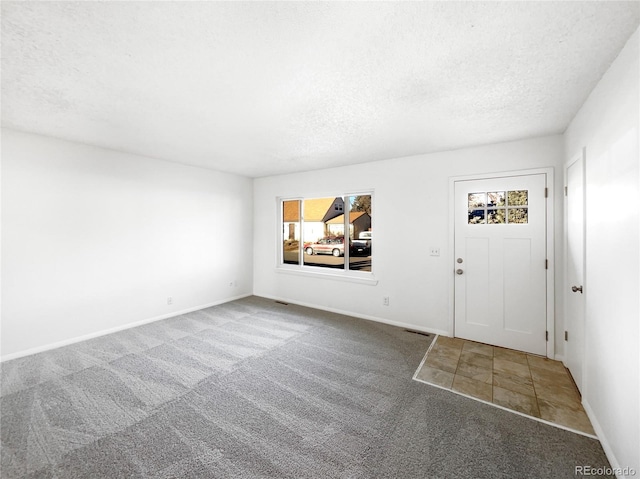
456, 258, 463, 264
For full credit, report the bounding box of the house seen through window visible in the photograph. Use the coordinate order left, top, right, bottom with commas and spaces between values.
282, 195, 372, 273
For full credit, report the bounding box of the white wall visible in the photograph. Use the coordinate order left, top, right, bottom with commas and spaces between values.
564, 28, 639, 477
1, 129, 253, 358
254, 135, 565, 350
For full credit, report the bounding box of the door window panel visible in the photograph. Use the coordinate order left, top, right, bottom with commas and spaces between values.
507, 190, 528, 206
488, 191, 506, 207
508, 208, 529, 224
469, 190, 529, 224
468, 193, 487, 224
487, 209, 506, 224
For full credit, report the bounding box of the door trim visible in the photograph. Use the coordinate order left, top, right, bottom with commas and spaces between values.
448, 167, 555, 359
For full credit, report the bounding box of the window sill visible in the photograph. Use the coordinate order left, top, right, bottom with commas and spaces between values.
275, 266, 378, 285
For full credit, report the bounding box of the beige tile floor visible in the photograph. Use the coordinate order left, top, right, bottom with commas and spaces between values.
414, 336, 595, 436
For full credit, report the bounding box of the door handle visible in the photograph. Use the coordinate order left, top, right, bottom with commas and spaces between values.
571, 285, 583, 293
456, 269, 464, 275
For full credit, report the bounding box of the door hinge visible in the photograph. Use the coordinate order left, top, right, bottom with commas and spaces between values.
546, 331, 549, 341
545, 259, 548, 270
564, 186, 568, 196
545, 187, 548, 198
564, 331, 568, 341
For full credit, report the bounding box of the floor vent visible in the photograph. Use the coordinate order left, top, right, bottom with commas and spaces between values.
275, 300, 290, 305
404, 329, 431, 337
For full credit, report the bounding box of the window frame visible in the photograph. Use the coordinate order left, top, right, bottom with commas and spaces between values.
277, 191, 377, 284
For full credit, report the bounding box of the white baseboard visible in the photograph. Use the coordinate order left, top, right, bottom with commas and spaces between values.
256, 293, 449, 337
1, 293, 252, 362
582, 400, 634, 479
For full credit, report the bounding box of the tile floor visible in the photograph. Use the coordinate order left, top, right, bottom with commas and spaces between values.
414, 336, 595, 436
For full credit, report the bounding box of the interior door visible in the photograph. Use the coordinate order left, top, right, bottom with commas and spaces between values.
565, 154, 585, 392
454, 174, 547, 355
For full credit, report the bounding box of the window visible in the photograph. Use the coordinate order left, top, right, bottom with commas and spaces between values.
468, 190, 528, 224
281, 194, 372, 273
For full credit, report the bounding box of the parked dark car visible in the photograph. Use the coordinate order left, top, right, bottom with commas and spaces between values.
350, 241, 370, 256
350, 237, 371, 256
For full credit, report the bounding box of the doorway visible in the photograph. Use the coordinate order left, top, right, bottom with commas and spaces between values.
565, 151, 585, 393
453, 172, 551, 356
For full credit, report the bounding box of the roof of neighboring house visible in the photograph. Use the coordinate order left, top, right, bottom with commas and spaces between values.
284, 198, 351, 223
304, 198, 339, 222
283, 200, 300, 222
326, 211, 370, 224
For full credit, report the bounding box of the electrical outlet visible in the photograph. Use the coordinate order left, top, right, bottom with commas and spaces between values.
430, 247, 440, 256
383, 296, 390, 306
167, 296, 173, 305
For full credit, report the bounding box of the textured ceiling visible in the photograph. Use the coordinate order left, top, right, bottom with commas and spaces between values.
2, 2, 639, 177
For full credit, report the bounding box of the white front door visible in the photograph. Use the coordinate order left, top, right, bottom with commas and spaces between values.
565, 153, 585, 392
454, 174, 548, 355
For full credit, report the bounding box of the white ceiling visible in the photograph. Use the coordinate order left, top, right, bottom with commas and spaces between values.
2, 2, 639, 178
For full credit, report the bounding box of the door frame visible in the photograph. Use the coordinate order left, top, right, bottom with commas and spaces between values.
448, 167, 556, 359
564, 148, 587, 391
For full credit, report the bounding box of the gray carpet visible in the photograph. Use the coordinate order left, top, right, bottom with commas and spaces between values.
1, 296, 612, 478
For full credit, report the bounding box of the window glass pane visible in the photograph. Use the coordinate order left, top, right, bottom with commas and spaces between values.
348, 195, 372, 272
468, 193, 486, 208
468, 193, 485, 224
508, 208, 528, 224
302, 197, 345, 269
488, 191, 506, 207
282, 200, 300, 265
507, 190, 528, 206
487, 208, 506, 224
468, 209, 486, 224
